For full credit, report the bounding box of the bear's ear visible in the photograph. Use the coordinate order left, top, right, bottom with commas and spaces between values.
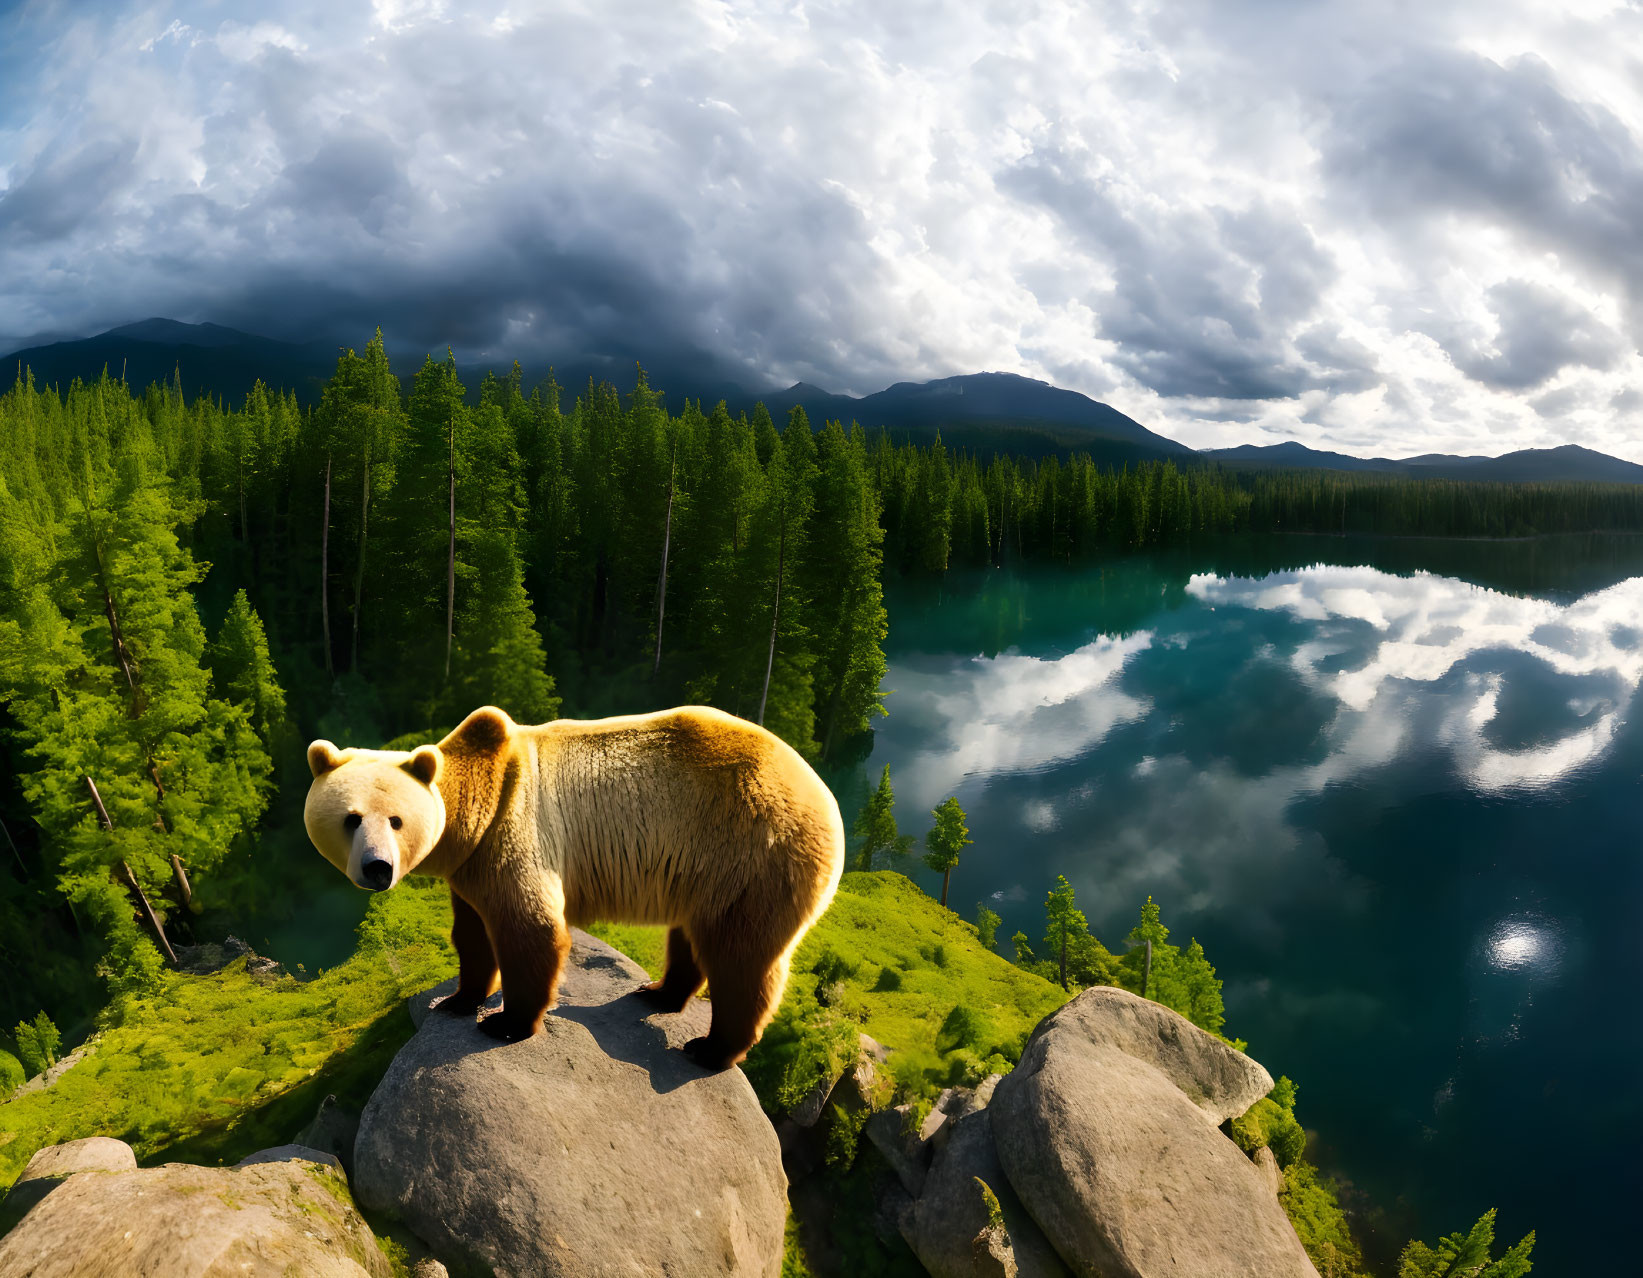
402, 745, 442, 787
307, 740, 345, 778
441, 706, 515, 754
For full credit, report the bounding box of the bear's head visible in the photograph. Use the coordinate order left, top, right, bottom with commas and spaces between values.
302, 741, 446, 891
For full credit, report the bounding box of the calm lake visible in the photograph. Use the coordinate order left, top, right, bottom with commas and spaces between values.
251, 532, 1642, 1272
846, 533, 1643, 1273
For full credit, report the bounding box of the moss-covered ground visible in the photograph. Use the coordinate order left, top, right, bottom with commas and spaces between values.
0, 876, 456, 1190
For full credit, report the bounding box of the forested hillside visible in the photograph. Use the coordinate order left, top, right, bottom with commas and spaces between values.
2, 331, 1641, 1045
0, 333, 895, 1036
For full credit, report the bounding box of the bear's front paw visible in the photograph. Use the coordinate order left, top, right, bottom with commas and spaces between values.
681, 1036, 737, 1072
431, 992, 483, 1017
477, 1010, 537, 1042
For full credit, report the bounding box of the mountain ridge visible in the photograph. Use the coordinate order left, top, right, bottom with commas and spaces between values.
5, 319, 1640, 483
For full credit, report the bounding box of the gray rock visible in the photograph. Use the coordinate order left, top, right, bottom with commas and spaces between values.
0, 1157, 390, 1277
1253, 1145, 1283, 1196
1022, 985, 1273, 1122
296, 1093, 362, 1175
410, 1261, 450, 1278
910, 1109, 1069, 1278
991, 987, 1317, 1278
358, 929, 787, 1278
865, 1105, 930, 1198
1, 1136, 139, 1225
237, 1143, 345, 1173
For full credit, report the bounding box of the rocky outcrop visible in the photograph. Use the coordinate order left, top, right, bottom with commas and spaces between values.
909, 1107, 1069, 1278
0, 1136, 137, 1227
0, 1141, 390, 1277
174, 934, 291, 982
991, 986, 1317, 1277
355, 929, 787, 1277
1253, 1144, 1283, 1196
295, 1093, 363, 1176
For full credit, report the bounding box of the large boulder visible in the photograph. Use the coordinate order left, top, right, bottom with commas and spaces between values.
0, 1135, 138, 1225
991, 986, 1317, 1278
0, 1148, 390, 1277
909, 1108, 1069, 1278
355, 929, 787, 1278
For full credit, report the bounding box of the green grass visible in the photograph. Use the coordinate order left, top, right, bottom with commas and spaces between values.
745, 871, 1069, 1112
0, 876, 456, 1190
581, 921, 667, 979
589, 872, 1070, 1113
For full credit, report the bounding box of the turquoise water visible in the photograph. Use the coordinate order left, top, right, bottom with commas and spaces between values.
249, 532, 1642, 1269
848, 534, 1643, 1271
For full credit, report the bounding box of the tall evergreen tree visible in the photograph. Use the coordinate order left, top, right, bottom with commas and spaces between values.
923, 796, 971, 909
852, 765, 912, 870
208, 590, 287, 748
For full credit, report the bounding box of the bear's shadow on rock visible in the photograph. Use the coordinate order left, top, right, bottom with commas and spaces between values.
411, 944, 717, 1097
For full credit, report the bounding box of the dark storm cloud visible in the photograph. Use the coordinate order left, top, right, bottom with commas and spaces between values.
0, 136, 139, 243
1424, 279, 1625, 392
998, 149, 1340, 400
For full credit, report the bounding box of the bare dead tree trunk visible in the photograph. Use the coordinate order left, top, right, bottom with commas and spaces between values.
239, 456, 250, 557
170, 854, 193, 912
652, 442, 676, 677
1143, 939, 1153, 1001
0, 816, 26, 879
321, 451, 334, 680
445, 413, 456, 681
757, 498, 786, 726
1059, 923, 1068, 990
820, 582, 860, 760
147, 762, 169, 833
351, 442, 370, 673
85, 775, 176, 965
85, 514, 137, 695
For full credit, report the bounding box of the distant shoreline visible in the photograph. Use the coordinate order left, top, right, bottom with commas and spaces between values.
1260, 528, 1643, 545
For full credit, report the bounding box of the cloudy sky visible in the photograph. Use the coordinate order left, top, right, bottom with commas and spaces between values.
3, 0, 1642, 459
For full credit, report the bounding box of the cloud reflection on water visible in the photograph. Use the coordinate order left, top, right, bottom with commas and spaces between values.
1188, 566, 1643, 793
881, 564, 1643, 948
888, 629, 1154, 811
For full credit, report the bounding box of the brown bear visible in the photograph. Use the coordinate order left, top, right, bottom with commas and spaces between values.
303, 704, 845, 1069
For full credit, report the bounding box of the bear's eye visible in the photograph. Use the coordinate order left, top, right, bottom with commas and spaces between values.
389, 816, 403, 831
343, 813, 362, 833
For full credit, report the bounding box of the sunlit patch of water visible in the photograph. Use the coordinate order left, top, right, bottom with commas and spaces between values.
1482, 916, 1564, 977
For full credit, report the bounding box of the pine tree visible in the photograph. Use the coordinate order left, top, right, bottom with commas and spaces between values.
1043, 876, 1086, 990
441, 523, 560, 725
923, 796, 971, 908
1397, 1209, 1534, 1278
14, 1011, 60, 1077
975, 903, 1002, 951
1040, 875, 1118, 990
852, 765, 912, 870
805, 421, 888, 759
1178, 938, 1226, 1036
208, 590, 287, 747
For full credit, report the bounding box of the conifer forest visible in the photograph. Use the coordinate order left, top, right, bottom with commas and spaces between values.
2, 331, 1640, 1040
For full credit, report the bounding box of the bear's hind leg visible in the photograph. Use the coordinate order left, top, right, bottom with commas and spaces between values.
432, 890, 499, 1018
683, 948, 791, 1072
636, 927, 705, 1013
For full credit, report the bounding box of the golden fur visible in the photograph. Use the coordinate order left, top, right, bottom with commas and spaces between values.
305, 705, 845, 1068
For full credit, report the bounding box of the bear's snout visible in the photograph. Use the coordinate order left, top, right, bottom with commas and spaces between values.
360, 856, 394, 891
